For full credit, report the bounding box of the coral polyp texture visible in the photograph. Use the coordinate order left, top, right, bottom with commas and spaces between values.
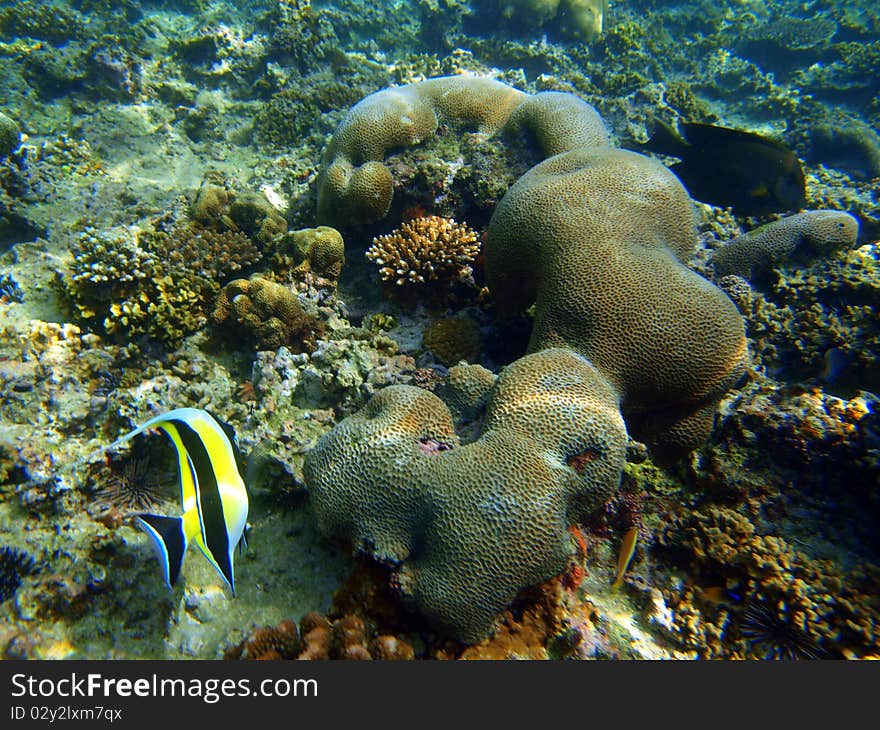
306, 76, 749, 641
485, 146, 748, 453
305, 348, 627, 642
709, 210, 860, 280
275, 226, 346, 283
211, 276, 323, 352
366, 215, 480, 287
316, 76, 609, 226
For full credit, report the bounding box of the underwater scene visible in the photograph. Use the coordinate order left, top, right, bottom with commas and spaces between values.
0, 0, 877, 660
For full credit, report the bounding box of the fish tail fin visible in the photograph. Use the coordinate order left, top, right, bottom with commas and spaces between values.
641, 118, 689, 158
135, 514, 188, 589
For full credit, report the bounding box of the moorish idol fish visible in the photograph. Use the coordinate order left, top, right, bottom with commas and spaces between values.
109, 408, 249, 596
632, 119, 807, 216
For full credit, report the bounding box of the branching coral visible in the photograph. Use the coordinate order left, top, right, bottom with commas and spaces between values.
366, 216, 480, 287
58, 177, 281, 347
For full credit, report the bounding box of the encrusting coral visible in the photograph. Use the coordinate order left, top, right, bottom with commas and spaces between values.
657, 506, 880, 659
366, 215, 480, 288
709, 210, 860, 281
305, 76, 748, 643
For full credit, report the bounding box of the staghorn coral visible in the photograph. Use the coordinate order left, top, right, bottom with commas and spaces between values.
211, 276, 323, 352
316, 76, 609, 226
305, 348, 628, 642
367, 216, 480, 288
709, 211, 860, 281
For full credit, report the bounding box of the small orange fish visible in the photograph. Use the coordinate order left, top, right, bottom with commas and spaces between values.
699, 586, 728, 604
611, 527, 638, 591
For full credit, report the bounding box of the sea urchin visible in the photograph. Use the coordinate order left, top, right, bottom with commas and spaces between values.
739, 600, 827, 660
0, 546, 37, 603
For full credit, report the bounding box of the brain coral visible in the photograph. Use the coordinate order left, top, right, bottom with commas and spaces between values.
305, 348, 627, 642
709, 210, 860, 281
316, 76, 609, 226
485, 146, 748, 452
305, 77, 748, 642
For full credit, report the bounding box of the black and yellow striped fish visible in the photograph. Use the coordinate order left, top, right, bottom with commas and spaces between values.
111, 408, 249, 595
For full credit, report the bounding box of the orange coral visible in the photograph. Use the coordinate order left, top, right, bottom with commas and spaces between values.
225, 619, 300, 660
366, 216, 480, 287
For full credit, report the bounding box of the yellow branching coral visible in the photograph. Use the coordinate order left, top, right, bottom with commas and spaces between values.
366, 216, 480, 287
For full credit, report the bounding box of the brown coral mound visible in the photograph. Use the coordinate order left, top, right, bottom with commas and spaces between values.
366, 216, 480, 287
423, 317, 482, 365
657, 505, 880, 659
485, 146, 748, 454
305, 348, 627, 642
211, 276, 324, 351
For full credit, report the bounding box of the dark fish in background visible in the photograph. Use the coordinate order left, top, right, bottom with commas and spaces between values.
632, 119, 807, 215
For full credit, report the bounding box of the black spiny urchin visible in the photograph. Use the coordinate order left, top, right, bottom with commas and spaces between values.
739, 599, 828, 660
98, 456, 166, 513
0, 546, 38, 603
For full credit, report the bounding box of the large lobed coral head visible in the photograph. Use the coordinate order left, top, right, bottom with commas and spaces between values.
317, 76, 614, 227
304, 348, 626, 642
485, 145, 748, 454
316, 76, 526, 226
